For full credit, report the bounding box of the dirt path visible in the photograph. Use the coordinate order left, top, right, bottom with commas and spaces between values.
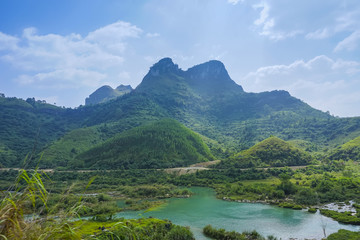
163, 163, 313, 175
0, 161, 312, 176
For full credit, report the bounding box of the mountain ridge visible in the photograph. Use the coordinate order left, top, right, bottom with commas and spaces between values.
1, 57, 360, 168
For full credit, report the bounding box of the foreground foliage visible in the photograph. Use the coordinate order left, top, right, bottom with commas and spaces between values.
0, 169, 83, 239
85, 218, 194, 240
0, 169, 194, 240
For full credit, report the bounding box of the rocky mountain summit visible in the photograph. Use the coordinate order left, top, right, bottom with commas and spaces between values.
85, 84, 133, 105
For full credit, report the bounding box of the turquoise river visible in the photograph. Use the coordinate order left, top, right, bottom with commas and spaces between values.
116, 187, 359, 239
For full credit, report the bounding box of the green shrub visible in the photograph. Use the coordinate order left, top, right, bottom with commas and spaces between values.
308, 208, 317, 213
97, 193, 111, 202
203, 224, 275, 240
292, 205, 303, 210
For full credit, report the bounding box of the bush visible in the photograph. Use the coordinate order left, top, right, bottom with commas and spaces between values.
308, 208, 317, 213
97, 193, 111, 202
166, 225, 194, 240
292, 205, 303, 210
91, 214, 111, 222
203, 224, 275, 240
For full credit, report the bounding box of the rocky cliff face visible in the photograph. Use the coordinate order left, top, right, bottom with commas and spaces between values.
185, 60, 244, 95
85, 84, 133, 105
136, 58, 243, 96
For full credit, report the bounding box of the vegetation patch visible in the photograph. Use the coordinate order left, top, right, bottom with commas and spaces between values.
307, 208, 317, 213
278, 202, 303, 210
73, 218, 195, 240
203, 224, 277, 240
328, 135, 360, 161
320, 209, 360, 225
327, 229, 360, 240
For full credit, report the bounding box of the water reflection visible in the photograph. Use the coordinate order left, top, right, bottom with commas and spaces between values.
116, 187, 360, 239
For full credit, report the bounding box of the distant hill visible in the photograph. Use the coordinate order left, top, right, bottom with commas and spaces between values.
85, 84, 133, 105
72, 119, 215, 169
0, 97, 81, 167
217, 136, 313, 168
328, 136, 360, 161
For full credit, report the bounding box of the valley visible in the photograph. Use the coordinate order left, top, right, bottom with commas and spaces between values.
1, 58, 360, 239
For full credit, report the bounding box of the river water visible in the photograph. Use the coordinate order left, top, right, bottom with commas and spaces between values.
116, 187, 359, 239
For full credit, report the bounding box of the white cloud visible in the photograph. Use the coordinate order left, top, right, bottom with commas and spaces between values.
331, 10, 360, 52
86, 21, 142, 54
0, 21, 142, 90
242, 55, 360, 117
0, 32, 19, 51
227, 0, 244, 5
253, 2, 271, 26
146, 32, 160, 38
335, 10, 360, 33
301, 8, 360, 52
253, 1, 273, 37
306, 28, 330, 40
87, 21, 142, 42
334, 30, 360, 52
252, 2, 301, 41
15, 69, 107, 89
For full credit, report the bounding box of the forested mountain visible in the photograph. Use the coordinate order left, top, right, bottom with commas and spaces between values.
132, 58, 360, 151
1, 58, 360, 168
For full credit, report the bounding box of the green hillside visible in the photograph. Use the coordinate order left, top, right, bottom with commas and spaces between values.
217, 136, 313, 168
328, 135, 360, 161
39, 116, 170, 169
73, 119, 215, 169
0, 97, 80, 167
40, 127, 106, 168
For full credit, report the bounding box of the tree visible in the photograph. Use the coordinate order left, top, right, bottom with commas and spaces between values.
278, 173, 296, 195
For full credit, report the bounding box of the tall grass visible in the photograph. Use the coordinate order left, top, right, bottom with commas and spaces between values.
0, 167, 194, 240
0, 168, 83, 240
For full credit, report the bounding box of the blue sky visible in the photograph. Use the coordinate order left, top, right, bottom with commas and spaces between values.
0, 0, 360, 117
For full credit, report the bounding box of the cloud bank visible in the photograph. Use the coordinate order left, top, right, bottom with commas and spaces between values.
0, 21, 142, 90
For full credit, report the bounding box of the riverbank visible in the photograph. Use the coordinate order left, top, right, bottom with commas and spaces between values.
221, 194, 360, 227
116, 187, 360, 240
